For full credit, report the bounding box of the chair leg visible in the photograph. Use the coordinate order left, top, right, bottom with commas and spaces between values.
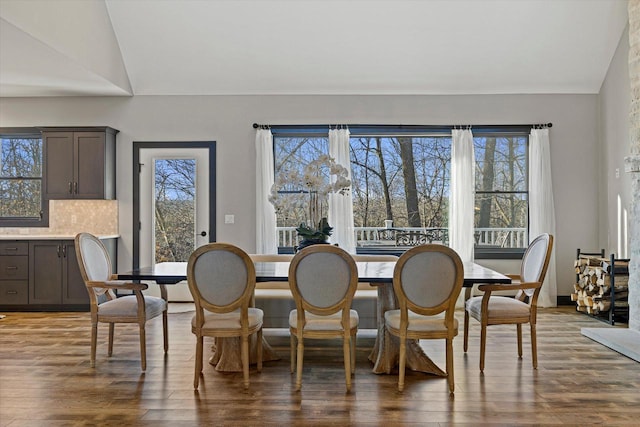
517, 324, 523, 358
398, 334, 406, 392
446, 337, 455, 394
90, 322, 98, 367
295, 335, 304, 391
163, 310, 169, 353
343, 335, 352, 392
480, 324, 487, 372
257, 329, 263, 373
530, 323, 538, 369
350, 331, 356, 376
383, 328, 392, 375
194, 335, 203, 390
139, 323, 147, 371
463, 310, 469, 352
108, 323, 114, 356
290, 333, 295, 374
242, 334, 250, 389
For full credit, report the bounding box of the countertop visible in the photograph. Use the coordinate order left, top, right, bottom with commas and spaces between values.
0, 234, 119, 240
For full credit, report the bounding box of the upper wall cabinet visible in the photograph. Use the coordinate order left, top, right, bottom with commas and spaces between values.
41, 127, 118, 200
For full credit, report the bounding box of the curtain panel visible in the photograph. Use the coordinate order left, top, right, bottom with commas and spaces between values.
328, 128, 356, 253
449, 129, 475, 263
255, 129, 278, 254
529, 128, 557, 307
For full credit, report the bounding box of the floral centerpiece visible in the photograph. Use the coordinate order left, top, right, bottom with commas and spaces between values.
268, 154, 351, 249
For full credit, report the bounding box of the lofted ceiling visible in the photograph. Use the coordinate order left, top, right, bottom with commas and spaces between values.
0, 0, 629, 97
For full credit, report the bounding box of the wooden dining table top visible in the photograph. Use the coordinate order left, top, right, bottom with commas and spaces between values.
117, 260, 511, 286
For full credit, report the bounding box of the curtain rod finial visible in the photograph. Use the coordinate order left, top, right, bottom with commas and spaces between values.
253, 123, 259, 129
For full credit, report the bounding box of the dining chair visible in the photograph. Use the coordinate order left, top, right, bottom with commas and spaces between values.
463, 233, 554, 372
384, 244, 463, 393
75, 232, 168, 371
187, 243, 264, 390
288, 244, 359, 392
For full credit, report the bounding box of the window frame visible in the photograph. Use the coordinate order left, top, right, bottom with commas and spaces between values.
271, 125, 531, 259
0, 127, 48, 228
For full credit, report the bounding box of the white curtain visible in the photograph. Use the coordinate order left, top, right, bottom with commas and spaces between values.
449, 129, 475, 262
255, 128, 278, 254
328, 128, 356, 253
529, 128, 557, 307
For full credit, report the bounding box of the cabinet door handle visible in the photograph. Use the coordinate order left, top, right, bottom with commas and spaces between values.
57, 245, 61, 258
68, 182, 73, 194
62, 245, 67, 257
74, 182, 78, 194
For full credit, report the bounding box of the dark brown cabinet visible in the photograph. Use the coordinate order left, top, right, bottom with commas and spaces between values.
42, 127, 118, 200
0, 241, 29, 305
0, 238, 116, 310
28, 240, 87, 305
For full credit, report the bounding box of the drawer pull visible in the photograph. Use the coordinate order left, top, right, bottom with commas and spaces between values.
6, 266, 18, 270
4, 247, 18, 251
6, 290, 18, 295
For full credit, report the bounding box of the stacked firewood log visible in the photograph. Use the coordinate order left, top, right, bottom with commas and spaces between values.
572, 255, 629, 315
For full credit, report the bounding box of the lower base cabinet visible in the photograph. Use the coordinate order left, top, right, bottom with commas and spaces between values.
29, 240, 87, 305
0, 238, 116, 311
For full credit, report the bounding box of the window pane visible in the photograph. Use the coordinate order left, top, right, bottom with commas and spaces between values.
154, 159, 195, 263
0, 179, 42, 217
350, 136, 451, 229
474, 136, 527, 192
1, 137, 42, 177
273, 136, 328, 227
474, 193, 528, 248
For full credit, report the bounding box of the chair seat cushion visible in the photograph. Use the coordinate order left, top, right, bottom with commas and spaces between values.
193, 308, 264, 331
384, 309, 457, 332
465, 295, 531, 321
98, 295, 166, 319
289, 309, 359, 331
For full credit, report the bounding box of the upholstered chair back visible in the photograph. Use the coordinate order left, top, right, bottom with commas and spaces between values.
394, 244, 463, 316
76, 233, 113, 298
187, 243, 256, 313
520, 233, 553, 298
289, 245, 358, 314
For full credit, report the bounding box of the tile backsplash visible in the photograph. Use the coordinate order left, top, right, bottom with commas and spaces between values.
0, 200, 119, 236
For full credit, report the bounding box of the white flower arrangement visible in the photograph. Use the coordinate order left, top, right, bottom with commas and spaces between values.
269, 154, 351, 241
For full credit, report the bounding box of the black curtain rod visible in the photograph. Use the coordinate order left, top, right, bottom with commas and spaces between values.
253, 123, 552, 129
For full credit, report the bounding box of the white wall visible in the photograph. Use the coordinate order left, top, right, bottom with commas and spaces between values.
599, 25, 632, 260
0, 93, 601, 297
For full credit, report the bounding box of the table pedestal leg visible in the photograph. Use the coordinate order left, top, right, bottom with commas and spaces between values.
208, 335, 280, 372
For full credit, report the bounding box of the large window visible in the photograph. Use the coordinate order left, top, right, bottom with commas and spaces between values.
272, 126, 529, 257
0, 128, 47, 227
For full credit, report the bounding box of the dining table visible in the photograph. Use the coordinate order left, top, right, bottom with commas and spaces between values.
118, 259, 510, 375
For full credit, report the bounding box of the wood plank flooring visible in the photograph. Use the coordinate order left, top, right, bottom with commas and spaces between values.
1, 306, 639, 426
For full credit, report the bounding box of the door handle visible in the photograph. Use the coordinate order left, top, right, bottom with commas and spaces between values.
200, 231, 207, 237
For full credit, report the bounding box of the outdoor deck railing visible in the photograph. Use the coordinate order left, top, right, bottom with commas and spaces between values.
276, 227, 527, 249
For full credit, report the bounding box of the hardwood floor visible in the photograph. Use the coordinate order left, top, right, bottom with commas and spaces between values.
1, 306, 639, 426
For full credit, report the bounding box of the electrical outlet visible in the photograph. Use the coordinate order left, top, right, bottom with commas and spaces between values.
71, 215, 77, 223
615, 168, 620, 179
225, 214, 235, 224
